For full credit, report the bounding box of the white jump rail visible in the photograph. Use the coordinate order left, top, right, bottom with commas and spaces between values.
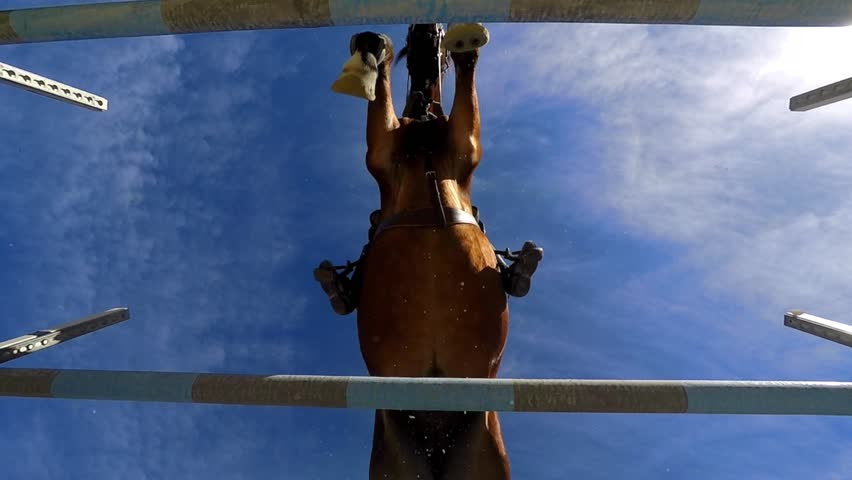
2, 368, 852, 415
0, 1, 851, 47
785, 310, 852, 348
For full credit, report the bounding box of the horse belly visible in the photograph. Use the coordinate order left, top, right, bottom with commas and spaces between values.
357, 226, 509, 379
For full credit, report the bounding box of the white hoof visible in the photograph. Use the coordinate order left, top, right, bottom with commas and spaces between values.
331, 52, 379, 101
443, 23, 489, 52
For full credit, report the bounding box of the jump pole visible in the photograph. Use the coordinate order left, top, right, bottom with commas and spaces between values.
3, 368, 852, 415
2, 1, 852, 46
785, 311, 852, 348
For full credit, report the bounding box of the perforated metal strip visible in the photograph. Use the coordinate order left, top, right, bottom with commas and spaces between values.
0, 61, 107, 111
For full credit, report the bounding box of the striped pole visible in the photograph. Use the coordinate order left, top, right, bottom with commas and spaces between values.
2, 1, 852, 46
2, 368, 852, 415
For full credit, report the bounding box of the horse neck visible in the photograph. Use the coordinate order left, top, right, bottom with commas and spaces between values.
402, 82, 444, 118
401, 24, 446, 119
381, 24, 465, 216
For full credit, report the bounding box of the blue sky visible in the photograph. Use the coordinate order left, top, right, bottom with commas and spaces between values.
2, 2, 852, 478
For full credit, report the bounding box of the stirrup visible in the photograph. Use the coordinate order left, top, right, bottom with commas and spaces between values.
497, 241, 543, 298
313, 260, 357, 315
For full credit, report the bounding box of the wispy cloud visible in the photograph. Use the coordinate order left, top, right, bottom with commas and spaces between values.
4, 18, 852, 480
466, 24, 852, 477
479, 25, 852, 320
0, 26, 314, 368
0, 27, 316, 480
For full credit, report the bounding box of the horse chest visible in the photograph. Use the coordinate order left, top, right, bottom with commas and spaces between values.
392, 118, 451, 167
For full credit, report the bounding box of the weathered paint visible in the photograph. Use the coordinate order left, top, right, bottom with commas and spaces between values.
161, 0, 332, 33
0, 368, 58, 397
508, 0, 702, 24
9, 1, 169, 43
346, 376, 516, 411
1, 0, 852, 46
685, 382, 852, 415
51, 370, 197, 402
192, 374, 349, 407
512, 380, 689, 413
0, 11, 19, 43
692, 0, 852, 27
328, 0, 512, 24
3, 369, 852, 415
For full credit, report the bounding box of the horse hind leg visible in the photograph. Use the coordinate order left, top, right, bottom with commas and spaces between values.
370, 409, 509, 480
444, 411, 510, 480
369, 410, 436, 480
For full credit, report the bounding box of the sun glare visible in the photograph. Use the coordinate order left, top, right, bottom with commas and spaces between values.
769, 26, 852, 88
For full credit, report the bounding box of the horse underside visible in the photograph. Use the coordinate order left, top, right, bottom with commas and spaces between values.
353, 24, 512, 480
358, 224, 508, 378
358, 230, 510, 478
369, 409, 509, 479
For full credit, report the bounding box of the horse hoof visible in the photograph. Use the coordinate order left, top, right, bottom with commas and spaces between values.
331, 52, 379, 101
349, 32, 391, 63
334, 33, 392, 101
443, 23, 489, 52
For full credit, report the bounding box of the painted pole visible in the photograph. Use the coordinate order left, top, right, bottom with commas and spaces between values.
2, 368, 852, 415
1, 1, 852, 46
785, 311, 852, 347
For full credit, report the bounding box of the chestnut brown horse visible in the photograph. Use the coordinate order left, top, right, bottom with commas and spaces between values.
348, 24, 511, 479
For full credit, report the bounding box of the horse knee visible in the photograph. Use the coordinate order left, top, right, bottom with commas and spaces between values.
449, 139, 481, 174
366, 149, 392, 179
452, 137, 480, 156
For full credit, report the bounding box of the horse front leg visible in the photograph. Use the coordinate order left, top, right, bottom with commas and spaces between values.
347, 32, 399, 178
448, 47, 482, 180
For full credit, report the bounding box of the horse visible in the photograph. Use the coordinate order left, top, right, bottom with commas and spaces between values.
323, 23, 541, 479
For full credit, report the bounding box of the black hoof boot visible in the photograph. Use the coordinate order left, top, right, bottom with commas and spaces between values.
313, 260, 356, 315
505, 241, 543, 298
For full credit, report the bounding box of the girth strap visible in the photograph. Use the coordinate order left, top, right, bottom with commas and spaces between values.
373, 207, 480, 240
426, 169, 448, 228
